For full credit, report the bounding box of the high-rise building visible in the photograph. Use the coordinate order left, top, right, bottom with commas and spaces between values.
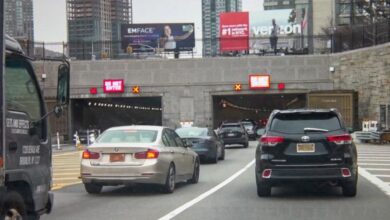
67, 0, 132, 60
202, 0, 242, 57
4, 0, 34, 54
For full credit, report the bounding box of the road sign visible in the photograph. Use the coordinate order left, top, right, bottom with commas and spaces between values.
234, 84, 242, 91
132, 86, 140, 94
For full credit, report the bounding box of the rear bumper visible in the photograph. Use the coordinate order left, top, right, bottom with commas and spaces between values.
222, 137, 248, 145
193, 148, 217, 160
80, 160, 167, 185
256, 163, 357, 184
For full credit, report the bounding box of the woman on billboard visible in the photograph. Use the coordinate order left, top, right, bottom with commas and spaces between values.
159, 24, 194, 51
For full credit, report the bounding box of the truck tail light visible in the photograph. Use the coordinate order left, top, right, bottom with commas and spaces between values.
135, 149, 159, 159
260, 136, 284, 146
82, 150, 100, 159
327, 134, 352, 145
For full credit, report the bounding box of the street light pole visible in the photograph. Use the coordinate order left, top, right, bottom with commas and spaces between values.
0, 0, 6, 183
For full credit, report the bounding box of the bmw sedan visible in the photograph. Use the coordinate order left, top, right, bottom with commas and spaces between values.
176, 127, 225, 163
80, 125, 200, 194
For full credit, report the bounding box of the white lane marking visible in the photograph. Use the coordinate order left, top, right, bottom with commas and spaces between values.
158, 159, 255, 220
359, 157, 390, 159
375, 175, 390, 178
359, 156, 390, 158
359, 167, 390, 196
359, 163, 390, 166
359, 159, 390, 162
365, 168, 390, 171
53, 152, 80, 157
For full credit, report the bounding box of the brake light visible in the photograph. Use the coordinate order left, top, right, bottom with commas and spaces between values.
135, 149, 159, 159
82, 150, 100, 159
260, 136, 284, 146
341, 168, 351, 177
327, 134, 352, 145
262, 169, 272, 178
0, 156, 3, 168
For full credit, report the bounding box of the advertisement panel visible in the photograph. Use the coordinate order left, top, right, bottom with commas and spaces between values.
219, 12, 249, 51
121, 23, 195, 52
249, 9, 308, 51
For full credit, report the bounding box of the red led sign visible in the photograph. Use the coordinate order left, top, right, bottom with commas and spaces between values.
103, 79, 124, 93
249, 74, 270, 90
89, 87, 98, 95
278, 83, 285, 90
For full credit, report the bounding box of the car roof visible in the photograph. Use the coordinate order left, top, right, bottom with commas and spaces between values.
106, 125, 166, 132
272, 108, 339, 114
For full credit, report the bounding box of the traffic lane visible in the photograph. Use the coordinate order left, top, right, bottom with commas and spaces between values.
175, 166, 390, 220
41, 141, 258, 220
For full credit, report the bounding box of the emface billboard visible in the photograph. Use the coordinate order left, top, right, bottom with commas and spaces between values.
219, 12, 249, 51
121, 23, 195, 52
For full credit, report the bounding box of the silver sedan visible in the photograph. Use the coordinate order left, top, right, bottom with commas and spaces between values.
80, 125, 200, 194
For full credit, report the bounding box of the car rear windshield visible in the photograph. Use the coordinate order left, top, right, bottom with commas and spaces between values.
270, 112, 342, 134
176, 127, 208, 137
220, 124, 243, 132
97, 129, 158, 143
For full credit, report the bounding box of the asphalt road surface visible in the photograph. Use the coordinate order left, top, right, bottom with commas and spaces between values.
42, 141, 390, 220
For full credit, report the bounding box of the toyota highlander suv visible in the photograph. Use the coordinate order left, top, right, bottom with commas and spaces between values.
255, 109, 358, 197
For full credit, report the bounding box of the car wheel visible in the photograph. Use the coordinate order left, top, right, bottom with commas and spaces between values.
219, 147, 225, 160
243, 142, 249, 148
211, 153, 218, 164
84, 183, 102, 194
342, 180, 357, 197
188, 158, 200, 184
256, 182, 271, 197
162, 164, 176, 193
0, 191, 27, 220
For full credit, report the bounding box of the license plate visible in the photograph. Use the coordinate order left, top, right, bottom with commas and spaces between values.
228, 133, 235, 137
110, 153, 125, 162
297, 143, 315, 153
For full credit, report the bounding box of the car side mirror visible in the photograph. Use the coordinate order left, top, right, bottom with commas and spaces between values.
182, 139, 193, 148
256, 128, 265, 136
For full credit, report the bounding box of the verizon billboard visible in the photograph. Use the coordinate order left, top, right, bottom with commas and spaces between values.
219, 12, 249, 52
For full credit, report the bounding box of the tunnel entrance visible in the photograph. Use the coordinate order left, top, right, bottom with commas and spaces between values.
213, 93, 306, 128
72, 97, 162, 133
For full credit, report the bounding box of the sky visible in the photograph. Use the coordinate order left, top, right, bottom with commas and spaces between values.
34, 0, 264, 42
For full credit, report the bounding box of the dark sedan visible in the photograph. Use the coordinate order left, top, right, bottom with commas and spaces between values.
218, 122, 249, 148
176, 127, 225, 163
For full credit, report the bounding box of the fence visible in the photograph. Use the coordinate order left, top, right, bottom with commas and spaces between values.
20, 21, 390, 60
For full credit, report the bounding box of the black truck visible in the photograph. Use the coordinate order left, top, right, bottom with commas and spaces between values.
0, 34, 70, 219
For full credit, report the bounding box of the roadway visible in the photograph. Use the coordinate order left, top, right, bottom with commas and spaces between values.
43, 141, 390, 220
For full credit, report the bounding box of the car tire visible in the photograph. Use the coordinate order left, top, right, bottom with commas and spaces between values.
256, 182, 271, 197
219, 147, 225, 160
243, 142, 249, 148
162, 164, 176, 193
342, 180, 357, 197
188, 158, 200, 184
0, 191, 27, 220
84, 183, 102, 194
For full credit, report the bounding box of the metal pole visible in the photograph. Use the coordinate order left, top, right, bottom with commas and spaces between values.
0, 0, 6, 181
56, 132, 61, 150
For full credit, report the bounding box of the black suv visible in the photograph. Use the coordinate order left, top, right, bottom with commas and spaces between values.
255, 109, 358, 197
218, 122, 249, 148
